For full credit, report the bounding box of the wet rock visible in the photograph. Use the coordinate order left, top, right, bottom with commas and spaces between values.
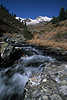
1, 42, 8, 58
59, 86, 67, 96
50, 94, 62, 100
1, 46, 23, 68
42, 78, 47, 83
1, 45, 13, 58
42, 96, 49, 100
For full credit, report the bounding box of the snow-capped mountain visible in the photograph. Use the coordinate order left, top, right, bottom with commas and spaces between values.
16, 16, 52, 25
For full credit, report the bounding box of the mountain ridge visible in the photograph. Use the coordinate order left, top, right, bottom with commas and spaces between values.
16, 16, 52, 25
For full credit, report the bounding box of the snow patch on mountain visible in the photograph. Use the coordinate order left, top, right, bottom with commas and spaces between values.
16, 17, 25, 22
16, 16, 52, 25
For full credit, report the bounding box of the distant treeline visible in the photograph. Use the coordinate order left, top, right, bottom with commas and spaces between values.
51, 8, 67, 24
0, 4, 16, 17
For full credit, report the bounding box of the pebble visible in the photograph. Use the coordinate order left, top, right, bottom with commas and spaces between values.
59, 85, 67, 95
50, 94, 62, 100
42, 78, 47, 82
42, 96, 48, 100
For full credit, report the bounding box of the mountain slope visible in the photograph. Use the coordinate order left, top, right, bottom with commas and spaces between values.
0, 6, 33, 42
27, 19, 67, 50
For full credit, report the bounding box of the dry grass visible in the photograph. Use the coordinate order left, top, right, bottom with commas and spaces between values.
28, 39, 67, 50
27, 20, 67, 50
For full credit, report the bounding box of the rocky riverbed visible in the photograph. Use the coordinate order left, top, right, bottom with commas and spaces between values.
24, 61, 67, 100
0, 42, 67, 100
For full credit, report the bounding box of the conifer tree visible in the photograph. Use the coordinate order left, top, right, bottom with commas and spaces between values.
65, 9, 67, 19
59, 8, 65, 21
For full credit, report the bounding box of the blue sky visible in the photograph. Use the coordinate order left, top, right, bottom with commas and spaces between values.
0, 0, 67, 18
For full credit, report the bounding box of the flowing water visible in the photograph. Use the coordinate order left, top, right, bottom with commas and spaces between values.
0, 44, 56, 100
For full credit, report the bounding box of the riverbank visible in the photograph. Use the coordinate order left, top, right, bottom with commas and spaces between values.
27, 40, 67, 61
1, 41, 67, 64
27, 39, 67, 50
